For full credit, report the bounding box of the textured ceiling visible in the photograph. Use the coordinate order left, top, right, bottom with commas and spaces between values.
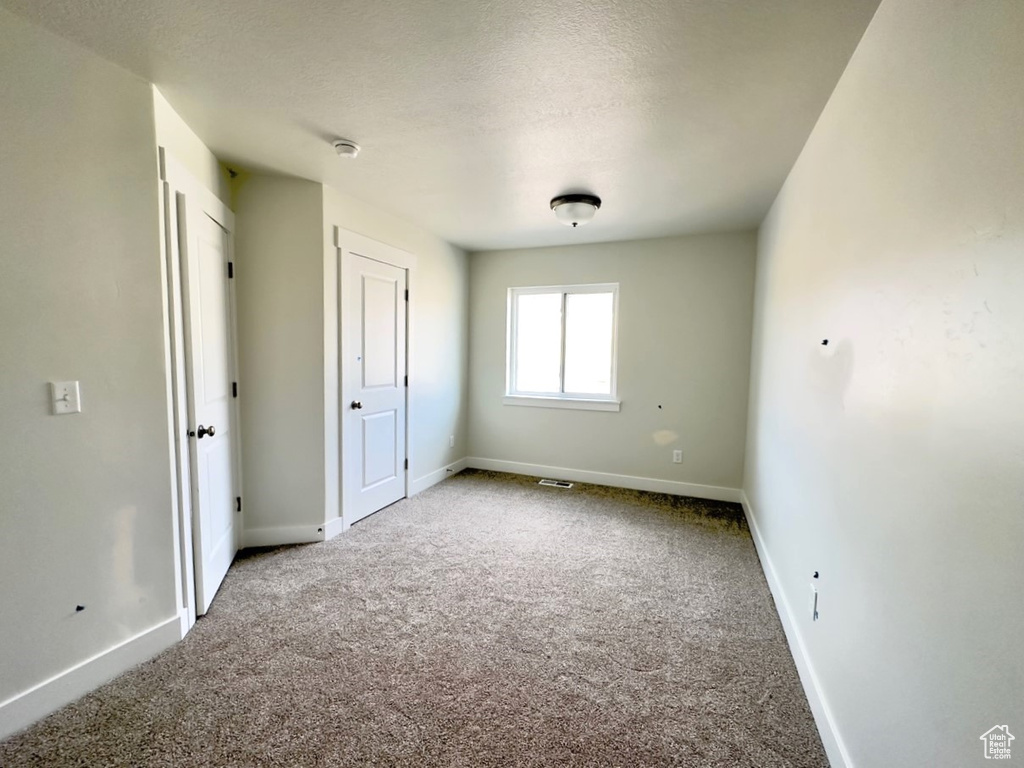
3, 0, 880, 250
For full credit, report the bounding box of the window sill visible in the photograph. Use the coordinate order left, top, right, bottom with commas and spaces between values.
502, 395, 621, 412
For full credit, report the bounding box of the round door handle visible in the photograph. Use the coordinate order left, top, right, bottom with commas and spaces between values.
351, 401, 363, 410
197, 424, 216, 438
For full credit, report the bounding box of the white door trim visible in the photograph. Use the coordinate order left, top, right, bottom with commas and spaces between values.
335, 227, 417, 270
159, 148, 241, 632
158, 149, 195, 636
335, 226, 416, 530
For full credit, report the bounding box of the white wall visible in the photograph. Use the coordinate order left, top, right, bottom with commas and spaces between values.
152, 87, 231, 205
468, 234, 756, 492
744, 1, 1024, 765
0, 8, 179, 736
232, 175, 327, 540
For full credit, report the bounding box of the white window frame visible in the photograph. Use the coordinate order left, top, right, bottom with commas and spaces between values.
504, 283, 620, 412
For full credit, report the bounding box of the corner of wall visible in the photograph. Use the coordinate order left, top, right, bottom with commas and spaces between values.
151, 86, 230, 206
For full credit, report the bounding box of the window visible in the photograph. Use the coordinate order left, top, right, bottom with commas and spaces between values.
505, 284, 620, 411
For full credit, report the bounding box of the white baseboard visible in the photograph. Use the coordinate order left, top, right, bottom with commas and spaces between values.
464, 457, 742, 503
0, 615, 181, 741
242, 525, 324, 549
410, 458, 468, 496
740, 491, 851, 768
322, 515, 348, 541
177, 606, 192, 639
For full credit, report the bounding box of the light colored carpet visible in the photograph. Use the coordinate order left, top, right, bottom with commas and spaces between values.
0, 469, 826, 767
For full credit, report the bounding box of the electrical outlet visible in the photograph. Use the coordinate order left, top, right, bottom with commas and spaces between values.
449, 435, 455, 448
672, 449, 683, 464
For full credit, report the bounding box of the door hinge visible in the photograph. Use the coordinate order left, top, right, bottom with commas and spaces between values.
236, 496, 242, 512
404, 458, 408, 470
404, 289, 409, 301
228, 261, 234, 278
404, 375, 408, 387
232, 381, 238, 398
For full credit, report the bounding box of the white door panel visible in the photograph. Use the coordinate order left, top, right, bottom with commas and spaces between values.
344, 251, 407, 524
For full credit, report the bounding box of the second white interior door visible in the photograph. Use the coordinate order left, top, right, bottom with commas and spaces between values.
179, 204, 239, 615
344, 251, 408, 524
163, 147, 241, 621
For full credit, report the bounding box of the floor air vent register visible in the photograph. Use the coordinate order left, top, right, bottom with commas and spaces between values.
538, 479, 574, 489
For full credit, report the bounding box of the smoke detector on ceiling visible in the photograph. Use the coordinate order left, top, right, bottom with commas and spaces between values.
550, 193, 601, 227
332, 138, 360, 158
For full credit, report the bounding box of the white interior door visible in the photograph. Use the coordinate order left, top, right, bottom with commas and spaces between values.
177, 193, 239, 615
344, 252, 408, 524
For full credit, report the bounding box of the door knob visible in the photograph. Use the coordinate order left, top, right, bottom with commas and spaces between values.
197, 424, 216, 438
351, 401, 363, 410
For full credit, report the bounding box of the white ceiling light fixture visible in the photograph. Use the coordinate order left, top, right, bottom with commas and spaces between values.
550, 193, 601, 228
332, 138, 360, 158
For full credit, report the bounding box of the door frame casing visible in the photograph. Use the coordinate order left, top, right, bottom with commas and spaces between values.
336, 226, 416, 531
158, 148, 242, 634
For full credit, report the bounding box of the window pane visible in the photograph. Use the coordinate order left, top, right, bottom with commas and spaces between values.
564, 292, 613, 395
515, 293, 562, 393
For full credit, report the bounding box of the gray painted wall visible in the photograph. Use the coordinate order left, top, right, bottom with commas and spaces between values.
468, 233, 756, 490
744, 1, 1024, 765
233, 175, 328, 537
0, 6, 177, 710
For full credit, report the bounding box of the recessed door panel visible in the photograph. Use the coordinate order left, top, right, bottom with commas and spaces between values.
362, 410, 397, 488
203, 436, 234, 546
362, 274, 398, 389
197, 230, 231, 404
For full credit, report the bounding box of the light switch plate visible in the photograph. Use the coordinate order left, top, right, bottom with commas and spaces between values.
52, 381, 81, 415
